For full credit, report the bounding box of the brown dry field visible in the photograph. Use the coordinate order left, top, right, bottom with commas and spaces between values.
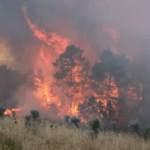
0, 116, 150, 150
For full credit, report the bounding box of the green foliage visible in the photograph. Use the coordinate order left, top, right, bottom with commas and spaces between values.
0, 106, 6, 117
70, 116, 80, 129
2, 137, 23, 150
128, 119, 141, 134
30, 110, 40, 120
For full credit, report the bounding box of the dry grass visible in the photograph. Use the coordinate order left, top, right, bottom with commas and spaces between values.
0, 116, 150, 150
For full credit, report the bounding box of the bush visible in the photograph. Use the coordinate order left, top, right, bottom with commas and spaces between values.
70, 116, 80, 129
30, 110, 40, 120
25, 115, 31, 122
0, 106, 6, 117
143, 125, 150, 140
87, 116, 101, 139
64, 115, 71, 125
25, 115, 32, 127
128, 119, 141, 135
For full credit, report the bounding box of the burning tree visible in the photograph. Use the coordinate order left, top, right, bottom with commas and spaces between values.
92, 49, 129, 92
52, 44, 90, 116
78, 95, 103, 121
34, 68, 57, 105
89, 49, 130, 124
75, 49, 128, 123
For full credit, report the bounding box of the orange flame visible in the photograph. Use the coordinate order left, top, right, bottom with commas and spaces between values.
19, 7, 144, 123
22, 7, 69, 65
4, 105, 28, 117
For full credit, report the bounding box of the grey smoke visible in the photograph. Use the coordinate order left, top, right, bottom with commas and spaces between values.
0, 64, 26, 109
0, 0, 150, 124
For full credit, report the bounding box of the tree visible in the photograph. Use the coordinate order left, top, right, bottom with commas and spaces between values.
92, 49, 129, 92
92, 49, 129, 124
30, 109, 40, 120
52, 45, 90, 115
64, 115, 71, 125
70, 116, 80, 129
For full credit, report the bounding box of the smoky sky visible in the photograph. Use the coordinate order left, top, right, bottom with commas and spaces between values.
1, 0, 150, 68
1, 0, 150, 121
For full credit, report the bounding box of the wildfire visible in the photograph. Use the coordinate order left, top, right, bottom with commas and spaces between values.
1, 7, 138, 124
22, 6, 123, 122
4, 105, 28, 117
33, 75, 59, 108
22, 7, 69, 65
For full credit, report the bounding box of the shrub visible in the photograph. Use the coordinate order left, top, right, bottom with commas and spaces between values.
64, 115, 71, 125
128, 119, 141, 135
25, 115, 32, 127
0, 106, 6, 117
30, 110, 40, 120
25, 115, 31, 122
70, 116, 80, 129
143, 125, 150, 140
87, 116, 101, 139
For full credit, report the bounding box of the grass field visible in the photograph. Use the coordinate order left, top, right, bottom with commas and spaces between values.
0, 116, 150, 150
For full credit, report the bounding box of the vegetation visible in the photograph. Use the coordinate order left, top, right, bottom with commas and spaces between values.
87, 116, 101, 139
0, 114, 149, 150
128, 119, 141, 136
143, 125, 150, 141
70, 116, 80, 129
25, 115, 32, 127
0, 107, 150, 149
0, 105, 6, 117
64, 115, 71, 125
30, 110, 40, 120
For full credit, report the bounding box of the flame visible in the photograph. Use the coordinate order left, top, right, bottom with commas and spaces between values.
22, 7, 69, 65
22, 6, 73, 120
4, 105, 27, 117
10, 6, 142, 124
22, 6, 124, 122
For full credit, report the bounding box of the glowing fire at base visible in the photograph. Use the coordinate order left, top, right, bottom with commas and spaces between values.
4, 104, 28, 117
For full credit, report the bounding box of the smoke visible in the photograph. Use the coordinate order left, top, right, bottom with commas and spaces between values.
0, 64, 27, 109
1, 0, 150, 124
1, 0, 150, 66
